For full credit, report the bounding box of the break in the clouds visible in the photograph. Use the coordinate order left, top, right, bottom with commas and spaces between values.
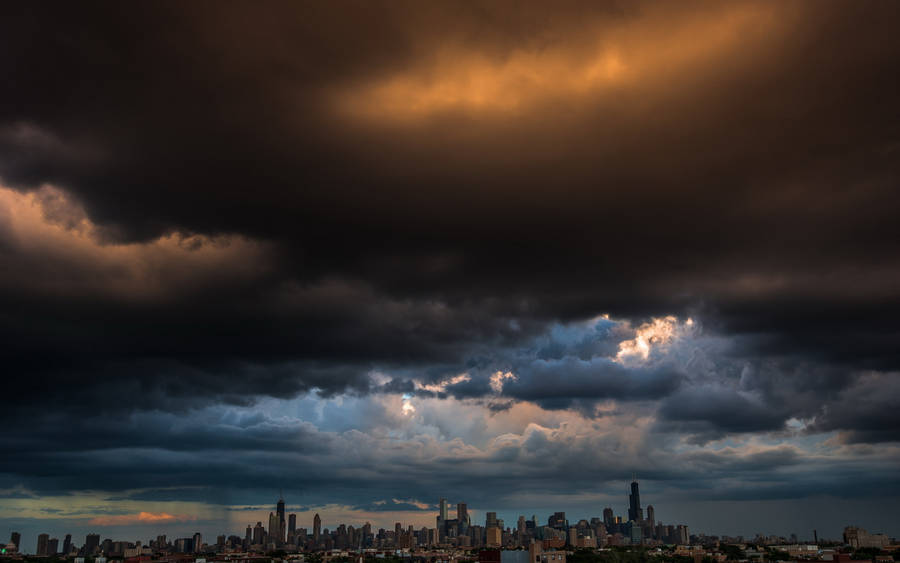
1, 0, 899, 547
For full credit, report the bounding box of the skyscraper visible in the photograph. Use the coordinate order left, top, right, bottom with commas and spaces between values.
289, 513, 297, 537
486, 527, 501, 547
313, 513, 322, 543
628, 479, 643, 522
457, 503, 468, 524
192, 532, 202, 553
549, 512, 567, 530
62, 534, 72, 556
9, 532, 20, 551
646, 505, 655, 527
603, 507, 614, 528
485, 512, 498, 529
36, 534, 49, 556
437, 498, 449, 539
277, 495, 286, 542
457, 503, 470, 536
84, 534, 100, 556
47, 538, 58, 556
268, 512, 280, 546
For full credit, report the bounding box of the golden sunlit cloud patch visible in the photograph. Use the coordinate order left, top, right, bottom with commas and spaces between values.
616, 316, 694, 365
335, 4, 779, 121
0, 184, 274, 300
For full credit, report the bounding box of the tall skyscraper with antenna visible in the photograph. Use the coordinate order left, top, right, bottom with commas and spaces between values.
277, 493, 286, 543
628, 476, 643, 522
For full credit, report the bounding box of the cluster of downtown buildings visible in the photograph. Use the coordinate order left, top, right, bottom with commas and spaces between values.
2, 480, 896, 560
2, 480, 689, 557
238, 480, 689, 552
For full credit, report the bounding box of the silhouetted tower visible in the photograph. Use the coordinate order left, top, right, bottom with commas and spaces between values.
313, 513, 322, 543
277, 493, 286, 542
36, 534, 49, 556
628, 476, 643, 522
84, 534, 100, 555
457, 503, 469, 524
603, 508, 614, 528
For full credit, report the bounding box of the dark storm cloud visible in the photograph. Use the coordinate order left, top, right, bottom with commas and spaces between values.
807, 372, 900, 443
1, 1, 898, 406
502, 358, 683, 408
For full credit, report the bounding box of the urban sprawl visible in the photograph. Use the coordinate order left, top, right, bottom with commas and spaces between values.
3, 481, 896, 563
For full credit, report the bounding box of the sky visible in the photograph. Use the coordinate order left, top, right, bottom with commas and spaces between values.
1, 0, 900, 552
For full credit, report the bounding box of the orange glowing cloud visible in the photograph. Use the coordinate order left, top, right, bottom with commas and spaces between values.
88, 511, 196, 526
0, 184, 275, 300
334, 4, 781, 121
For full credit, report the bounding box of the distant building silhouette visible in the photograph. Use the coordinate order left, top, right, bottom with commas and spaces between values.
602, 507, 614, 528
84, 534, 100, 555
313, 513, 322, 542
36, 534, 49, 556
485, 511, 498, 529
628, 479, 643, 522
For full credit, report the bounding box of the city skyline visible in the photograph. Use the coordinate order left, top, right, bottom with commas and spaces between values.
4, 484, 895, 555
10, 484, 885, 556
2, 0, 900, 554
